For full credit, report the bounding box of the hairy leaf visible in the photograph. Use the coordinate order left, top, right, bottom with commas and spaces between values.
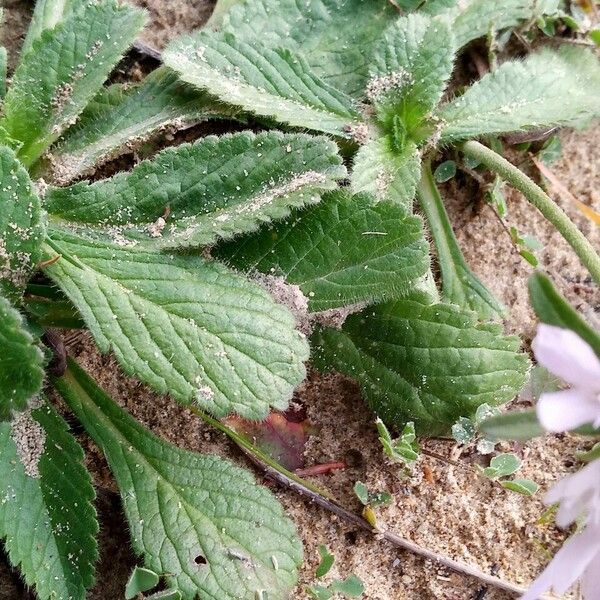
529, 272, 600, 356
21, 0, 76, 57
55, 360, 302, 600
351, 137, 422, 208
46, 131, 345, 250
369, 14, 454, 134
44, 231, 309, 419
0, 47, 6, 101
0, 399, 98, 599
47, 68, 230, 183
216, 0, 397, 97
416, 165, 505, 319
164, 33, 361, 138
217, 191, 430, 311
0, 146, 45, 300
0, 0, 146, 165
312, 294, 529, 435
0, 295, 45, 420
423, 0, 559, 48
439, 47, 600, 142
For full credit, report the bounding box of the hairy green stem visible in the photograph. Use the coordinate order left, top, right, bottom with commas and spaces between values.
461, 140, 600, 285
416, 161, 505, 319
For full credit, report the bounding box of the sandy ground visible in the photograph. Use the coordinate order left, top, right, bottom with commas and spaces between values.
1, 2, 600, 599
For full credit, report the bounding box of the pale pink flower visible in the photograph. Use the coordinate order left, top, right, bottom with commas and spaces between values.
522, 459, 600, 600
531, 324, 600, 432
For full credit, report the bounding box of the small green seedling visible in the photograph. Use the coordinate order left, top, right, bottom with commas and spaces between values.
376, 418, 420, 467
308, 575, 365, 599
479, 453, 539, 496
316, 545, 335, 578
451, 403, 501, 454
354, 481, 393, 509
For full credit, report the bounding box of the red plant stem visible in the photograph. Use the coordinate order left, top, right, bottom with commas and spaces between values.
294, 461, 346, 477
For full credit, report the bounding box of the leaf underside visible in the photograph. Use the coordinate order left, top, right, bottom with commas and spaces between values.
56, 360, 302, 600
0, 400, 98, 600
46, 131, 346, 251
46, 67, 229, 183
0, 0, 146, 166
45, 230, 309, 419
217, 191, 430, 312
439, 47, 600, 142
0, 146, 45, 300
312, 294, 529, 435
0, 295, 45, 420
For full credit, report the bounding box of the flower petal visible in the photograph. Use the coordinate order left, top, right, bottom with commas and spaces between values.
532, 324, 600, 390
582, 546, 600, 599
536, 389, 600, 433
521, 527, 600, 599
545, 460, 600, 528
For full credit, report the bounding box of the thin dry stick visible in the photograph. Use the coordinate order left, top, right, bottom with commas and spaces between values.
241, 446, 535, 598
193, 409, 545, 598
532, 156, 600, 226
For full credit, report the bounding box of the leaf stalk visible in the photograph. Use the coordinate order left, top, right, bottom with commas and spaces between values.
460, 140, 600, 285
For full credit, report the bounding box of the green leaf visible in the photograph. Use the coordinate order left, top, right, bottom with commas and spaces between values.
423, 0, 559, 49
0, 399, 98, 600
308, 585, 333, 600
538, 135, 562, 165
480, 410, 545, 441
331, 575, 364, 597
351, 137, 422, 208
0, 145, 46, 301
369, 14, 454, 136
125, 566, 160, 599
46, 131, 345, 251
163, 32, 361, 138
577, 442, 600, 462
316, 545, 335, 578
216, 191, 430, 312
434, 160, 457, 183
312, 295, 529, 435
21, 0, 76, 57
528, 272, 600, 357
353, 481, 369, 505
451, 416, 476, 444
500, 478, 539, 496
216, 0, 397, 97
590, 29, 600, 46
0, 295, 45, 420
0, 47, 6, 101
54, 359, 302, 600
148, 591, 182, 600
439, 47, 600, 143
416, 164, 505, 320
44, 230, 309, 419
46, 68, 231, 183
376, 418, 420, 464
0, 0, 146, 166
488, 453, 521, 478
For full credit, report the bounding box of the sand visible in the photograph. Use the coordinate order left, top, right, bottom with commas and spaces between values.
1, 2, 599, 599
